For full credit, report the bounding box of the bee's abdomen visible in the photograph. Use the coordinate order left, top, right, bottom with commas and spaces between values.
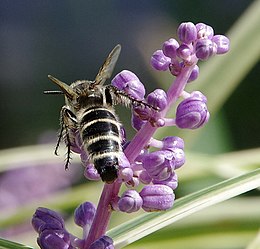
80, 107, 121, 183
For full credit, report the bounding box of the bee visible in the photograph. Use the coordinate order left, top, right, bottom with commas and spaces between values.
45, 45, 156, 183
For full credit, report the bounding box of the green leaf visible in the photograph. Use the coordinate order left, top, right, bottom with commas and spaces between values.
246, 231, 260, 249
107, 169, 260, 248
0, 238, 34, 249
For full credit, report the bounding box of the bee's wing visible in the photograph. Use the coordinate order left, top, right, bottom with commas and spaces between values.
94, 44, 121, 85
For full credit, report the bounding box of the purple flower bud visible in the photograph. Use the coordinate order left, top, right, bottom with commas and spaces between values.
118, 190, 143, 213
195, 39, 217, 60
118, 167, 133, 182
175, 97, 210, 129
139, 170, 152, 184
176, 44, 192, 60
150, 50, 171, 71
74, 202, 96, 228
89, 236, 114, 249
162, 136, 184, 150
111, 70, 145, 100
190, 91, 207, 103
188, 65, 199, 82
162, 38, 179, 58
38, 229, 71, 249
139, 185, 175, 211
171, 148, 185, 169
177, 22, 197, 44
153, 172, 178, 190
147, 89, 167, 111
117, 153, 132, 182
32, 207, 65, 234
142, 150, 174, 181
211, 35, 230, 54
196, 23, 214, 39
84, 164, 101, 181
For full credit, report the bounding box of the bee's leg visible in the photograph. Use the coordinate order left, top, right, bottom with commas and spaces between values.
56, 106, 78, 170
106, 85, 159, 111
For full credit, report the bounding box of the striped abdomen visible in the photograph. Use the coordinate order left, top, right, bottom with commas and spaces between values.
80, 107, 121, 183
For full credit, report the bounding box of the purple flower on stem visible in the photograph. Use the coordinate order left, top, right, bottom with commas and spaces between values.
32, 207, 65, 234
33, 21, 230, 248
74, 202, 96, 239
177, 22, 197, 44
195, 38, 217, 61
162, 38, 179, 58
118, 189, 143, 213
175, 93, 210, 129
212, 35, 230, 54
112, 70, 145, 100
139, 185, 174, 212
150, 50, 171, 71
153, 172, 178, 190
89, 236, 114, 249
38, 229, 72, 249
196, 23, 214, 39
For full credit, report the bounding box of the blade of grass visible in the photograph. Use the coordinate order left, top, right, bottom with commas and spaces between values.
0, 238, 34, 249
107, 169, 260, 248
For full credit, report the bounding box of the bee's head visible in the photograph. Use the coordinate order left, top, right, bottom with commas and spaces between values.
45, 75, 104, 109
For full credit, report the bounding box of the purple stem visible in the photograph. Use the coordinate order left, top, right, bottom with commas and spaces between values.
84, 62, 196, 248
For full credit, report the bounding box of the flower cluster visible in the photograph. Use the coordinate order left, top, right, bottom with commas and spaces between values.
32, 203, 113, 249
32, 22, 229, 248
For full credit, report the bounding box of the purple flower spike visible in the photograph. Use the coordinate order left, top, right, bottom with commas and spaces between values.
162, 38, 179, 58
89, 235, 114, 249
32, 207, 65, 234
196, 23, 214, 39
162, 136, 184, 150
195, 39, 217, 61
74, 202, 96, 228
112, 70, 145, 100
177, 22, 197, 44
188, 65, 199, 82
139, 185, 174, 211
175, 96, 210, 129
118, 189, 143, 213
212, 35, 230, 54
147, 89, 167, 111
153, 172, 178, 190
38, 229, 71, 249
150, 50, 171, 71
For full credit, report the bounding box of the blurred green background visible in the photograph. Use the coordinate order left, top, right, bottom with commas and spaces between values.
0, 0, 259, 152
